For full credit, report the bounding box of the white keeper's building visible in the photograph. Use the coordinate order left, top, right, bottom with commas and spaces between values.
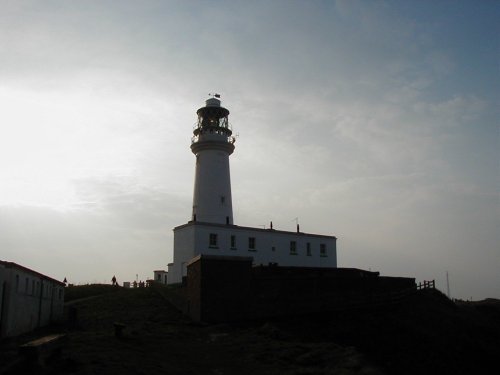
167, 96, 337, 284
0, 261, 65, 338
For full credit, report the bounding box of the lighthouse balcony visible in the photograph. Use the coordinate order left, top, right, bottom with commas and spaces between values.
191, 134, 236, 144
191, 132, 235, 145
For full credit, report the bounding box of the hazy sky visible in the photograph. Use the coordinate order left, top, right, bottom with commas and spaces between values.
0, 0, 498, 299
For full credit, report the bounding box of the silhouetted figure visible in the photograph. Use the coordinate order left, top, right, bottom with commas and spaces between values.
63, 277, 67, 286
112, 275, 117, 286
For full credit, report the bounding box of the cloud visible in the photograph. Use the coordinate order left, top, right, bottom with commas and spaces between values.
0, 0, 497, 299
72, 176, 190, 228
0, 178, 186, 284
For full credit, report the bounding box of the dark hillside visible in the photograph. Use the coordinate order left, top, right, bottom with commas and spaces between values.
1, 286, 498, 375
270, 289, 500, 375
64, 284, 122, 302
2, 286, 382, 375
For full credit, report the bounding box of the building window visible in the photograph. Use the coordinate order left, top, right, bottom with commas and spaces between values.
290, 241, 297, 255
209, 233, 218, 248
25, 277, 29, 293
272, 246, 276, 252
15, 274, 19, 291
32, 280, 35, 295
320, 244, 327, 257
248, 237, 256, 251
230, 235, 236, 249
58, 288, 62, 300
157, 274, 161, 281
307, 242, 312, 256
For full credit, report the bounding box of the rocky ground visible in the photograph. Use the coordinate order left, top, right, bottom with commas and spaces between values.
1, 285, 499, 375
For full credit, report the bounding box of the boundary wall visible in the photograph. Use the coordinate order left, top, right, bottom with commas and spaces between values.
182, 255, 416, 323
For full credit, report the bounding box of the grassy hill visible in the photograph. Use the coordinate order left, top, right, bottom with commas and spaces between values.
279, 289, 500, 375
64, 284, 122, 303
2, 285, 499, 374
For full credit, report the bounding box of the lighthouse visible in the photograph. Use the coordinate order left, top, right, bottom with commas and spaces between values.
166, 95, 337, 285
191, 95, 235, 225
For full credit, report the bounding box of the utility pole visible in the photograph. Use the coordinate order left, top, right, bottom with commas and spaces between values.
446, 271, 450, 298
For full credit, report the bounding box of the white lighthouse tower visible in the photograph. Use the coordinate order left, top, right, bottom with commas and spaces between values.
191, 95, 235, 225
166, 96, 337, 285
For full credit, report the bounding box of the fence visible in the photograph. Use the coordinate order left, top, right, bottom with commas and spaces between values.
416, 280, 435, 290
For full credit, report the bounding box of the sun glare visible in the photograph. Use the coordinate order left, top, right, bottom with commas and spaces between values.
0, 86, 135, 210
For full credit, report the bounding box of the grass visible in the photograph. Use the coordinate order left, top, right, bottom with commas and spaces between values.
64, 284, 122, 303
58, 286, 381, 375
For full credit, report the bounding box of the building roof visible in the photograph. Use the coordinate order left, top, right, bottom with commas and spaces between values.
0, 260, 65, 286
174, 221, 337, 240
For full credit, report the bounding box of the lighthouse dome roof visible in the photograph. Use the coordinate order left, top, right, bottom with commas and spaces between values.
205, 97, 221, 107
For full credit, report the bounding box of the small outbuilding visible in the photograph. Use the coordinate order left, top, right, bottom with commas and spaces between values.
153, 270, 168, 285
0, 260, 65, 338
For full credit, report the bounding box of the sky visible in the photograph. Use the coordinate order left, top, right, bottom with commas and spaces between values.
0, 0, 498, 300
